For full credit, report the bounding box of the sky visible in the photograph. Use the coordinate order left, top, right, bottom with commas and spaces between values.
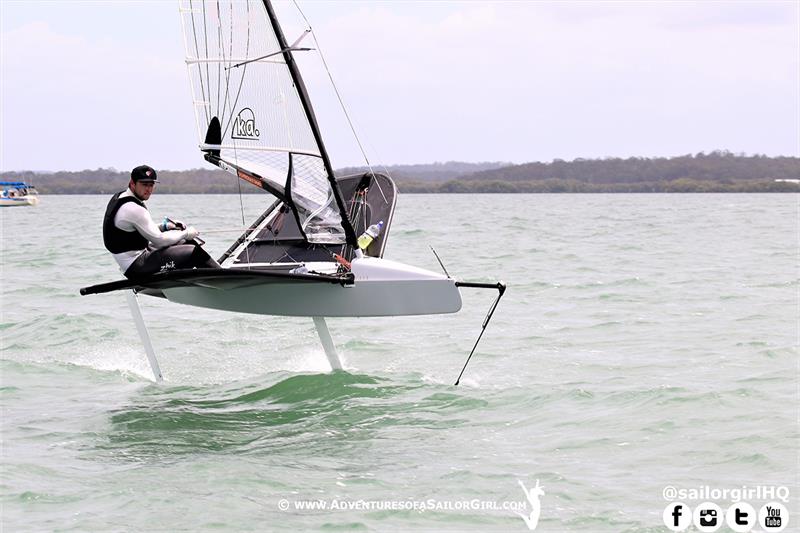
1, 0, 798, 172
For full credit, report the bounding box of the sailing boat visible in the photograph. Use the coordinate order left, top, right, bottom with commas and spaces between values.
81, 0, 504, 381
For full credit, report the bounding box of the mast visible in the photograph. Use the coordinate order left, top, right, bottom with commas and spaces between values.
262, 0, 358, 247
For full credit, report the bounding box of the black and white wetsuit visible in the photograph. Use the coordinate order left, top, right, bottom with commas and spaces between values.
103, 189, 217, 278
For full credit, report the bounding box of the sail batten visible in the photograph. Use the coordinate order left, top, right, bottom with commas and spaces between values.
180, 0, 354, 246
200, 144, 320, 156
186, 58, 287, 64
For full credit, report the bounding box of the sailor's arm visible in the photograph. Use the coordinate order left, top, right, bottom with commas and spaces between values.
116, 203, 194, 248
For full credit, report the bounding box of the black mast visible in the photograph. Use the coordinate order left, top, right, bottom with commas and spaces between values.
262, 0, 358, 247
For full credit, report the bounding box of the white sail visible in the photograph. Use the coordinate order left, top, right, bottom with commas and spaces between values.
179, 0, 348, 244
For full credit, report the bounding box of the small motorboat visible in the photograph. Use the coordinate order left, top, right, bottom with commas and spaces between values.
0, 182, 39, 207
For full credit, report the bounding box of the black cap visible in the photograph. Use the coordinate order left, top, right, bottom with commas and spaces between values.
131, 165, 158, 183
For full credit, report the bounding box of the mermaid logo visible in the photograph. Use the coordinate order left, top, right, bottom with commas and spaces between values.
231, 107, 260, 140
516, 479, 545, 530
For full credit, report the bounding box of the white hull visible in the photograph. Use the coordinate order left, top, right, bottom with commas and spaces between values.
161, 257, 462, 317
0, 195, 38, 207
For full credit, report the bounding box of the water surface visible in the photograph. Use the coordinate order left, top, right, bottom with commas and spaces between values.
2, 193, 797, 531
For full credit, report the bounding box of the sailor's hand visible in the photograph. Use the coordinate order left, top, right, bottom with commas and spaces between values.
160, 217, 176, 231
184, 226, 199, 241
160, 218, 187, 231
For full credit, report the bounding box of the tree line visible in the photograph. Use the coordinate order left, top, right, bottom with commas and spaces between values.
3, 151, 797, 194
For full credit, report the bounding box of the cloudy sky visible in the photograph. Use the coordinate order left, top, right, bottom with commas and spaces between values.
1, 1, 798, 172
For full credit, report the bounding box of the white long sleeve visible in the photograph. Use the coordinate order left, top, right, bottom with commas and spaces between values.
110, 189, 190, 272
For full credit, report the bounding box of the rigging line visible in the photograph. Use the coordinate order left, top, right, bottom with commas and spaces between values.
222, 3, 294, 268
224, 46, 312, 70
188, 0, 209, 124
217, 1, 249, 268
233, 147, 251, 268
429, 246, 451, 278
201, 226, 260, 234
343, 193, 364, 259
371, 170, 388, 205
347, 195, 362, 231
291, 0, 388, 206
215, 1, 222, 118
354, 134, 396, 205
271, 215, 301, 265
217, 0, 234, 140
221, 0, 252, 139
201, 0, 211, 125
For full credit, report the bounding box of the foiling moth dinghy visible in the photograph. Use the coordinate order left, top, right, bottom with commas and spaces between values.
80, 0, 505, 383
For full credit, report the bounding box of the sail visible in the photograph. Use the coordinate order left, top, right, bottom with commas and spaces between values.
179, 0, 354, 245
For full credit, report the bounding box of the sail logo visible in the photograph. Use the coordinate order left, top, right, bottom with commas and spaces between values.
231, 108, 260, 140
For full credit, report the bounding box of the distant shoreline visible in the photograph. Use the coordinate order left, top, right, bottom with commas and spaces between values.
4, 152, 799, 194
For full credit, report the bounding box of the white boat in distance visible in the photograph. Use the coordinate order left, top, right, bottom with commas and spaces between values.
1, 182, 39, 207
81, 0, 504, 381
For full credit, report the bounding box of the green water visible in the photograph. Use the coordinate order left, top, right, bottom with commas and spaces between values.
1, 194, 798, 531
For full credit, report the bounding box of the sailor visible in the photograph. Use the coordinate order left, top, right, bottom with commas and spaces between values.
103, 164, 219, 279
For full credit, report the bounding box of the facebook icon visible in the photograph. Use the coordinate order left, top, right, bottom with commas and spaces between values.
663, 502, 692, 531
673, 504, 684, 526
